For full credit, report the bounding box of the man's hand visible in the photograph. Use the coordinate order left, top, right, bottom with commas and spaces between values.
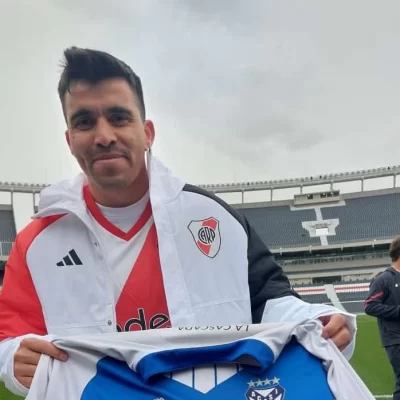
14, 338, 68, 389
319, 314, 351, 351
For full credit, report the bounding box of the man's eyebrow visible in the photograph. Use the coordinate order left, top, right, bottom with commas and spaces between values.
69, 106, 134, 124
105, 106, 133, 116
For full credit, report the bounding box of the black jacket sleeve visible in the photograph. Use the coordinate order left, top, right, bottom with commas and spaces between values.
245, 219, 300, 323
364, 275, 400, 319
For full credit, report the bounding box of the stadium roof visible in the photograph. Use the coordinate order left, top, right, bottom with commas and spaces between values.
202, 165, 400, 194
0, 165, 400, 194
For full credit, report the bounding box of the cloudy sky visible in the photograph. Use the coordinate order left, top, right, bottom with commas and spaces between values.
1, 0, 400, 218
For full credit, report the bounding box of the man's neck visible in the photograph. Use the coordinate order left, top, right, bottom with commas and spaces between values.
393, 262, 400, 272
89, 170, 149, 208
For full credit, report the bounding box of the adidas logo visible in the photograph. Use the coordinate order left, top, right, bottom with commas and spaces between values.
56, 249, 83, 267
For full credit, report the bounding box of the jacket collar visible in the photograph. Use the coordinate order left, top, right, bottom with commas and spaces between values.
33, 153, 185, 220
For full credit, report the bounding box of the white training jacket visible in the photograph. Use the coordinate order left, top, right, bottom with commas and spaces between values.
0, 153, 357, 397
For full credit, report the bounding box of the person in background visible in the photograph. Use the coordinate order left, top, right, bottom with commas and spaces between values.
365, 235, 400, 400
0, 47, 355, 397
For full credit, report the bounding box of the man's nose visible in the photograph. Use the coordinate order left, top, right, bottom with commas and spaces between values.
94, 118, 117, 147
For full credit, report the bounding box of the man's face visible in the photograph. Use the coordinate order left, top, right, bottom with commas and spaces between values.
64, 78, 154, 190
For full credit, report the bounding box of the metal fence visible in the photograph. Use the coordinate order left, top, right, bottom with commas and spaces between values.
279, 250, 388, 266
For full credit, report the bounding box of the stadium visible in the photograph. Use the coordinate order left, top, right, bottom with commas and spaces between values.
1, 165, 398, 399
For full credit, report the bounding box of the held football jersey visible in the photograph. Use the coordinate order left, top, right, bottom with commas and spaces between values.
27, 321, 374, 400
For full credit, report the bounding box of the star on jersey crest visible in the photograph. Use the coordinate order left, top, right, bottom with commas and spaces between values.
247, 376, 280, 387
246, 376, 285, 400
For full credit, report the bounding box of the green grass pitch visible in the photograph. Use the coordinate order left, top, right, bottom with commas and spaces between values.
351, 314, 394, 397
0, 314, 394, 399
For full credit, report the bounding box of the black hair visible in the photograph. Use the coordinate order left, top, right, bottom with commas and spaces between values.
389, 235, 400, 262
57, 46, 146, 120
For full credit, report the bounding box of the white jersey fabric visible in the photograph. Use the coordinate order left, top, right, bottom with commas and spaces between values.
93, 192, 154, 304
96, 191, 149, 232
27, 321, 373, 400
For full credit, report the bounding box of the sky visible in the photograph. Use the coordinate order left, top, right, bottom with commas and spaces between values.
1, 0, 400, 229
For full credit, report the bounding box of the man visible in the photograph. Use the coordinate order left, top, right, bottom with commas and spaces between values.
0, 47, 355, 397
365, 235, 400, 400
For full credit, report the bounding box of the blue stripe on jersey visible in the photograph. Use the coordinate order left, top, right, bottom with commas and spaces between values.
214, 364, 217, 386
136, 338, 274, 382
80, 340, 335, 399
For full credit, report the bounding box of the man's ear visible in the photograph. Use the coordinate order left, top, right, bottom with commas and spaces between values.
144, 120, 155, 149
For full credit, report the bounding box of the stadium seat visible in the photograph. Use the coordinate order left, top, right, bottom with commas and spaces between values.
321, 193, 400, 244
299, 293, 332, 305
240, 206, 320, 248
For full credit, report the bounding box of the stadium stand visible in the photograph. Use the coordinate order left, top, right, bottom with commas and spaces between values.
241, 206, 321, 248
333, 282, 370, 314
293, 285, 333, 305
0, 209, 16, 256
292, 281, 370, 314
279, 249, 388, 266
239, 190, 400, 250
287, 264, 387, 276
321, 192, 400, 244
292, 282, 324, 288
300, 293, 332, 305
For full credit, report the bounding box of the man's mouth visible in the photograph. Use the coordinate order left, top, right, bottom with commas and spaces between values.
92, 153, 126, 163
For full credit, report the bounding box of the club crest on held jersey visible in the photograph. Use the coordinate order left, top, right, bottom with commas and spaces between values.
188, 217, 221, 258
246, 377, 285, 400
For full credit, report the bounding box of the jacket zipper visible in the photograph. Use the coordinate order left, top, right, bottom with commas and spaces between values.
90, 232, 117, 330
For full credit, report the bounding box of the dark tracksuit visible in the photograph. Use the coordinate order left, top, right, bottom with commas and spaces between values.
365, 267, 400, 400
